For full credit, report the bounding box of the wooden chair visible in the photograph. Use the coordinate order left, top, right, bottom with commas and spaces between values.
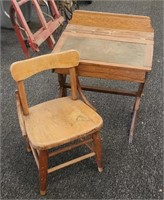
10, 50, 103, 195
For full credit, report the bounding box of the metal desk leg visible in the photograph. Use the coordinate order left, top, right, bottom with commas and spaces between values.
129, 81, 145, 143
58, 74, 67, 97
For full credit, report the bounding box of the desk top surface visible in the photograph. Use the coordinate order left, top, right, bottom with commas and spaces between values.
53, 10, 154, 71
60, 35, 146, 67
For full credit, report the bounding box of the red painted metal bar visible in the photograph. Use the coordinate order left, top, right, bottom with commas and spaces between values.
48, 0, 60, 18
14, 24, 31, 58
33, 18, 64, 46
32, 0, 49, 29
17, 0, 29, 6
11, 0, 35, 40
10, 0, 35, 58
31, 0, 55, 49
9, 0, 64, 58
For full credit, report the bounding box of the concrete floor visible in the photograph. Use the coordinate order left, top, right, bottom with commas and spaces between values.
1, 1, 163, 199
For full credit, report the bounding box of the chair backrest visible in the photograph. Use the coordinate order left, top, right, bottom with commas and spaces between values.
10, 50, 80, 115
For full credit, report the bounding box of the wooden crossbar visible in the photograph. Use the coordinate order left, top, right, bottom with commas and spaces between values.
48, 138, 93, 158
80, 138, 94, 151
65, 83, 137, 97
48, 152, 96, 174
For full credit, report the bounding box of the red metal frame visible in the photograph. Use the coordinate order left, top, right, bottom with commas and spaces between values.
9, 0, 64, 58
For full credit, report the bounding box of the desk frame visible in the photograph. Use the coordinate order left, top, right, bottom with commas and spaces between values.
53, 10, 154, 143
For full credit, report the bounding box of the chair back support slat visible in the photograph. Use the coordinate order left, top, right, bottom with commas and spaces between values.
10, 50, 80, 81
69, 67, 78, 100
17, 81, 29, 115
10, 50, 80, 115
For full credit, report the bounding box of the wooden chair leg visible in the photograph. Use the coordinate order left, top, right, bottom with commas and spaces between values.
92, 132, 103, 173
39, 150, 48, 196
25, 137, 31, 152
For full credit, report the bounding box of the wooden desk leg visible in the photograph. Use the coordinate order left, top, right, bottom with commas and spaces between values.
58, 74, 67, 97
129, 81, 146, 143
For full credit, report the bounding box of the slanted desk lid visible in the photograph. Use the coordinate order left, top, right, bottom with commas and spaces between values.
60, 35, 148, 68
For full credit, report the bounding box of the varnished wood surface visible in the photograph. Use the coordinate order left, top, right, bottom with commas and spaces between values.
54, 31, 153, 68
15, 91, 26, 136
55, 62, 146, 83
70, 10, 154, 33
66, 24, 154, 41
17, 81, 29, 115
10, 49, 104, 195
53, 11, 154, 83
48, 152, 96, 174
54, 34, 152, 82
60, 35, 147, 67
10, 50, 80, 81
24, 97, 103, 150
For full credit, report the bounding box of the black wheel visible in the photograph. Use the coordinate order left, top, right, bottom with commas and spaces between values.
80, 0, 92, 4
87, 0, 92, 3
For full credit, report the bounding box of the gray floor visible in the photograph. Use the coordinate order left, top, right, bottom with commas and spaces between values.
1, 1, 163, 199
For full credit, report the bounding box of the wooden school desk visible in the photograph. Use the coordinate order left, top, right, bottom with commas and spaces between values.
53, 10, 154, 143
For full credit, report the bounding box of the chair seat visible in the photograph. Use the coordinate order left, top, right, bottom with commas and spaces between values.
24, 97, 103, 150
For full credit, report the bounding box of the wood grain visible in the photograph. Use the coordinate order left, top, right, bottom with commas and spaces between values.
70, 10, 154, 33
17, 81, 29, 115
24, 97, 103, 150
48, 152, 95, 174
69, 67, 78, 100
10, 50, 80, 81
39, 150, 48, 195
66, 24, 154, 41
55, 61, 147, 83
15, 90, 26, 136
92, 132, 103, 172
